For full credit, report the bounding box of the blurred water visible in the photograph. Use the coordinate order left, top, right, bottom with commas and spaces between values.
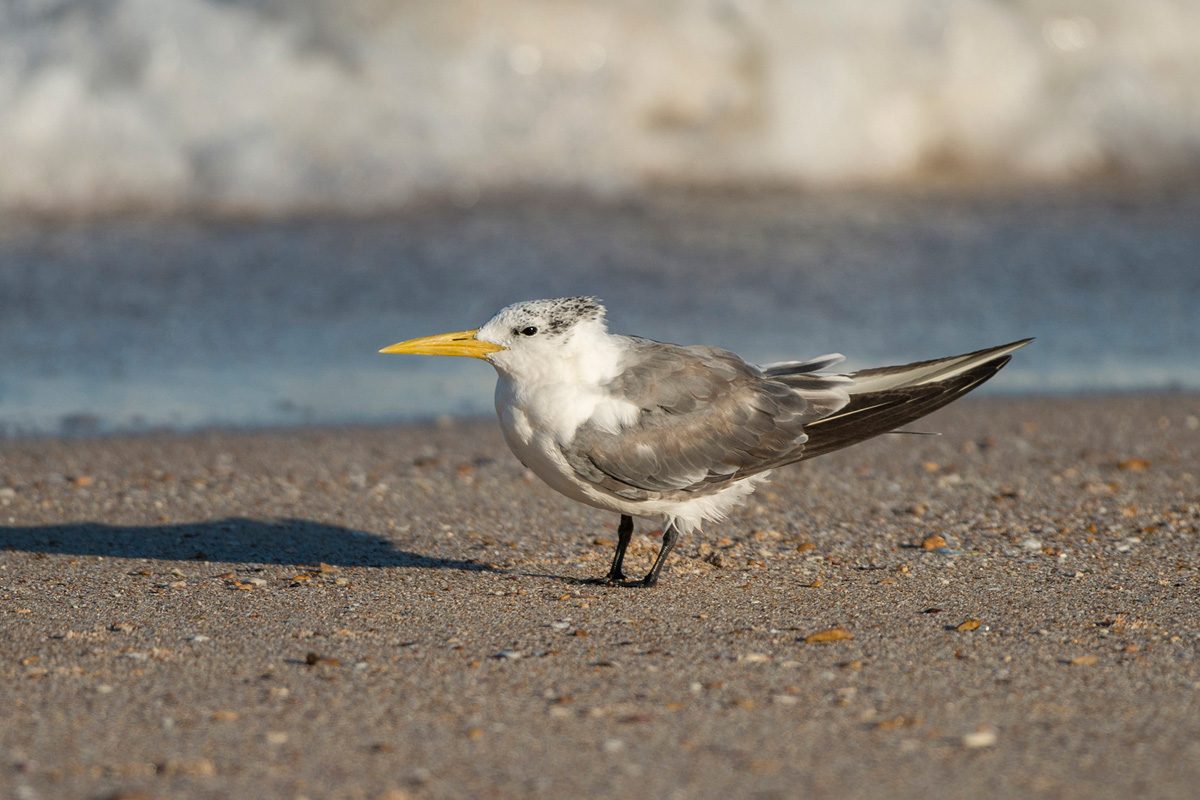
1, 187, 1197, 436
3, 1, 1200, 216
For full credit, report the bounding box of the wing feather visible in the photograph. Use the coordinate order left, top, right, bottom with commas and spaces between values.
557, 337, 1026, 501
560, 339, 848, 499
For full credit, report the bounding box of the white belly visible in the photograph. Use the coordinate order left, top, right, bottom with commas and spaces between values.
500, 406, 601, 506
495, 395, 770, 533
494, 376, 644, 515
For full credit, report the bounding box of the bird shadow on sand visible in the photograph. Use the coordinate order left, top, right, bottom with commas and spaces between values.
0, 517, 497, 572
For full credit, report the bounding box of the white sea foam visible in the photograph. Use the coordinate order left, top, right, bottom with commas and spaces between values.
2, 0, 1200, 216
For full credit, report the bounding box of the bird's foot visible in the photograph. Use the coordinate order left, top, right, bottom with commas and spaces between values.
586, 571, 664, 588
595, 574, 659, 588
585, 570, 626, 586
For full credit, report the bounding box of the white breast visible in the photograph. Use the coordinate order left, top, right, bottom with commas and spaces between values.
494, 375, 772, 532
495, 376, 631, 508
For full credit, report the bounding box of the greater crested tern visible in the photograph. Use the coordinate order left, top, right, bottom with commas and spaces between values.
382, 297, 1029, 587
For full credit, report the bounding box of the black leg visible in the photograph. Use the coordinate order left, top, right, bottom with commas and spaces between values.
639, 522, 680, 587
603, 515, 634, 583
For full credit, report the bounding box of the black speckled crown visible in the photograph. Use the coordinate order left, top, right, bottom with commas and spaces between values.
497, 296, 605, 335
542, 297, 604, 333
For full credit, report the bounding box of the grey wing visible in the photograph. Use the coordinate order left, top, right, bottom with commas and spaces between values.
562, 339, 848, 500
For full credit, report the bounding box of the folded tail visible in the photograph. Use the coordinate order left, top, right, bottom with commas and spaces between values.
798, 339, 1031, 461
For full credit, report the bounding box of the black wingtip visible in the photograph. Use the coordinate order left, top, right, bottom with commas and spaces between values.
800, 354, 1016, 461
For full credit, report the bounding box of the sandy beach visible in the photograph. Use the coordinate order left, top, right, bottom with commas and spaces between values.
2, 394, 1199, 799
5, 5, 1200, 798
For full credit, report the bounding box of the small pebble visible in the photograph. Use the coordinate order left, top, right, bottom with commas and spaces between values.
161, 757, 216, 777
874, 716, 918, 731
376, 789, 412, 800
305, 652, 340, 666
962, 729, 998, 748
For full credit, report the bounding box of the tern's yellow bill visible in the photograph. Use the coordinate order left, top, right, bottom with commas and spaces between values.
379, 329, 505, 359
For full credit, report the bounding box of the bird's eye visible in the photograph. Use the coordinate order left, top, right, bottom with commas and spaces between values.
520, 326, 538, 336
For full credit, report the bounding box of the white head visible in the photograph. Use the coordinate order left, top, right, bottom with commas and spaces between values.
476, 297, 607, 372
380, 297, 612, 380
